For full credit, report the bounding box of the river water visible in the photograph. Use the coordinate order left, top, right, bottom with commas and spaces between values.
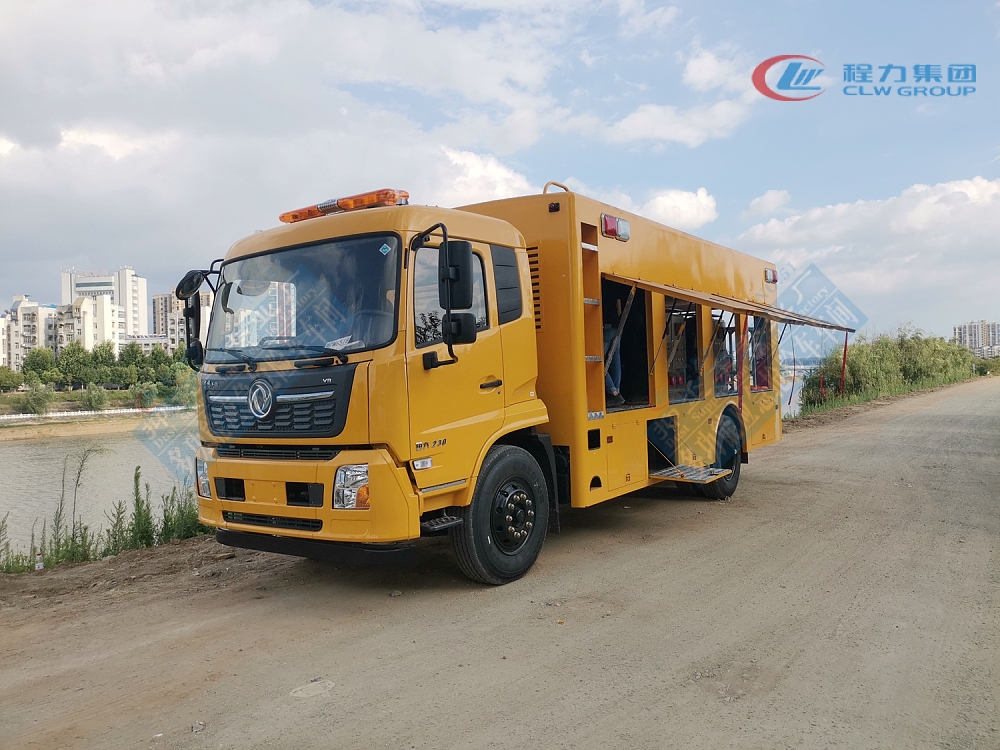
0, 412, 199, 553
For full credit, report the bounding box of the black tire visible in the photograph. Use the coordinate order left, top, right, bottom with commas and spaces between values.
450, 445, 549, 585
701, 415, 742, 500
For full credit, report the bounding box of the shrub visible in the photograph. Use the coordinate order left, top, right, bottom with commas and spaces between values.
80, 382, 108, 411
800, 327, 977, 409
131, 381, 159, 408
17, 381, 55, 415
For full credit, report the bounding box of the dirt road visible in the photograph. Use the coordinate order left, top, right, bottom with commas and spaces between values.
2, 379, 998, 749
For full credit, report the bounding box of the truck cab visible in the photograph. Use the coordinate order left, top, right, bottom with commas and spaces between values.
183, 192, 552, 584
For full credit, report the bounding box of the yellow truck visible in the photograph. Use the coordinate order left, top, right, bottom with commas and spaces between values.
176, 185, 850, 584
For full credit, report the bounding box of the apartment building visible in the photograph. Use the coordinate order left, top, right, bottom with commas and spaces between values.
0, 313, 7, 368
54, 296, 120, 356
953, 320, 1000, 358
152, 290, 212, 335
3, 296, 58, 371
61, 266, 148, 336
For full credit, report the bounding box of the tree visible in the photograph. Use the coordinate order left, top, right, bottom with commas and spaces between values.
92, 340, 117, 369
0, 366, 22, 392
40, 368, 63, 386
173, 341, 187, 362
118, 341, 146, 369
110, 364, 138, 388
22, 347, 56, 378
148, 345, 171, 369
57, 341, 95, 387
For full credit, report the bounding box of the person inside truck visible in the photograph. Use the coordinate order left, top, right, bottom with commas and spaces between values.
604, 322, 624, 408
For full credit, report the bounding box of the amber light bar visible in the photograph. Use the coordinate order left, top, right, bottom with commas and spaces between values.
279, 189, 409, 223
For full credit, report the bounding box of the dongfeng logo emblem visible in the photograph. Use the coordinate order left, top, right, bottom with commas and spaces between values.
247, 380, 274, 420
753, 55, 827, 101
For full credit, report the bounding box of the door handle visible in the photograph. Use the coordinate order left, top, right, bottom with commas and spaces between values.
480, 379, 503, 389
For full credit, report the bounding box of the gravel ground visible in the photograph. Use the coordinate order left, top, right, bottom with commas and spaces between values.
1, 377, 997, 749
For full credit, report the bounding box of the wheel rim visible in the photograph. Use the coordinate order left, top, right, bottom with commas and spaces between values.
491, 479, 536, 555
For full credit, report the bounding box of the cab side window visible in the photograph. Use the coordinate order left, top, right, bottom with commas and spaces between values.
490, 245, 522, 324
413, 247, 488, 347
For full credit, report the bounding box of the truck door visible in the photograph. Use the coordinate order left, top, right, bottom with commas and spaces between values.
406, 242, 505, 490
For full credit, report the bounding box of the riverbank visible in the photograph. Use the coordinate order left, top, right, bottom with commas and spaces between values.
0, 406, 193, 442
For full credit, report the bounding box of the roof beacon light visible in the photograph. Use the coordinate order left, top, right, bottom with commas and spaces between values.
279, 188, 409, 224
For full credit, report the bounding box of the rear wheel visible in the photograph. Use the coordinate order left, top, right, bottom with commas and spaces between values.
450, 445, 549, 585
701, 415, 742, 500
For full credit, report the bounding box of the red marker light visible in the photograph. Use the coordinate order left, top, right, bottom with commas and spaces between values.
601, 213, 618, 238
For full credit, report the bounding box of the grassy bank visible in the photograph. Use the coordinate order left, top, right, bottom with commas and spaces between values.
792, 328, 986, 419
0, 448, 208, 574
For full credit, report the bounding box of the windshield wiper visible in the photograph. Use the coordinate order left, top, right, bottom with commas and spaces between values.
206, 347, 258, 371
260, 343, 349, 365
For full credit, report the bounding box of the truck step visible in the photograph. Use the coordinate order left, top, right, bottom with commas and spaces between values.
420, 515, 464, 534
650, 465, 732, 484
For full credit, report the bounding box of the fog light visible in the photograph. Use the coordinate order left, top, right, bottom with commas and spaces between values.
196, 457, 211, 498
334, 464, 369, 509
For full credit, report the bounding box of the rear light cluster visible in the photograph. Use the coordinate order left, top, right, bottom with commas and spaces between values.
601, 213, 631, 241
764, 268, 778, 283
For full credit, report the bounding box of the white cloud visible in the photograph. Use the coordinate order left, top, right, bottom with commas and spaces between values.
434, 149, 538, 206
606, 46, 755, 147
59, 129, 179, 160
639, 188, 718, 230
737, 177, 1000, 335
607, 100, 750, 147
618, 1, 681, 39
0, 138, 16, 157
562, 179, 718, 230
747, 189, 791, 216
682, 46, 747, 93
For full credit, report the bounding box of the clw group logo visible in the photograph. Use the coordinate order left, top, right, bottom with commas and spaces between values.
752, 55, 827, 101
753, 55, 979, 101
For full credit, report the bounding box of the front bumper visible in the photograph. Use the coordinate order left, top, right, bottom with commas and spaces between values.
196, 446, 420, 543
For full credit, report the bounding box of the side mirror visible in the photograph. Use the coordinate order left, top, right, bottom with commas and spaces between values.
176, 270, 206, 300
182, 296, 203, 370
186, 340, 204, 369
438, 240, 474, 311
442, 312, 477, 345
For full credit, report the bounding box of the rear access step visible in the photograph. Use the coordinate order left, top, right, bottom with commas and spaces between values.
650, 465, 732, 484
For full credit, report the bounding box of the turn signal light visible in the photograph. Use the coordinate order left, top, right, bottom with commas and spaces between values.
279, 189, 410, 223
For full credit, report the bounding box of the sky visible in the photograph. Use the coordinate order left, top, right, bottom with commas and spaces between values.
1, 0, 998, 338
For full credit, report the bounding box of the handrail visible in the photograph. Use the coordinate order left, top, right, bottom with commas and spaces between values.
543, 181, 570, 194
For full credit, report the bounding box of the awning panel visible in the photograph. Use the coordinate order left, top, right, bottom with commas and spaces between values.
603, 273, 855, 332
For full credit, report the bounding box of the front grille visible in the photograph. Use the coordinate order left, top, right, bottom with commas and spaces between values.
208, 399, 337, 437
223, 511, 322, 532
216, 444, 340, 461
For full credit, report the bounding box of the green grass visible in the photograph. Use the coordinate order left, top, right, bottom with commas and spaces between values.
0, 452, 209, 574
0, 388, 136, 415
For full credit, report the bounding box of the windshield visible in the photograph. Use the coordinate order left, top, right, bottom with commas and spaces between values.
205, 233, 400, 363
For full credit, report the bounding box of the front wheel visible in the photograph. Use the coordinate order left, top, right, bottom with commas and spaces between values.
701, 415, 742, 500
450, 445, 549, 585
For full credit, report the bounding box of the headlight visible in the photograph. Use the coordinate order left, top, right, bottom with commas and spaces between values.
195, 457, 211, 498
334, 464, 369, 509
